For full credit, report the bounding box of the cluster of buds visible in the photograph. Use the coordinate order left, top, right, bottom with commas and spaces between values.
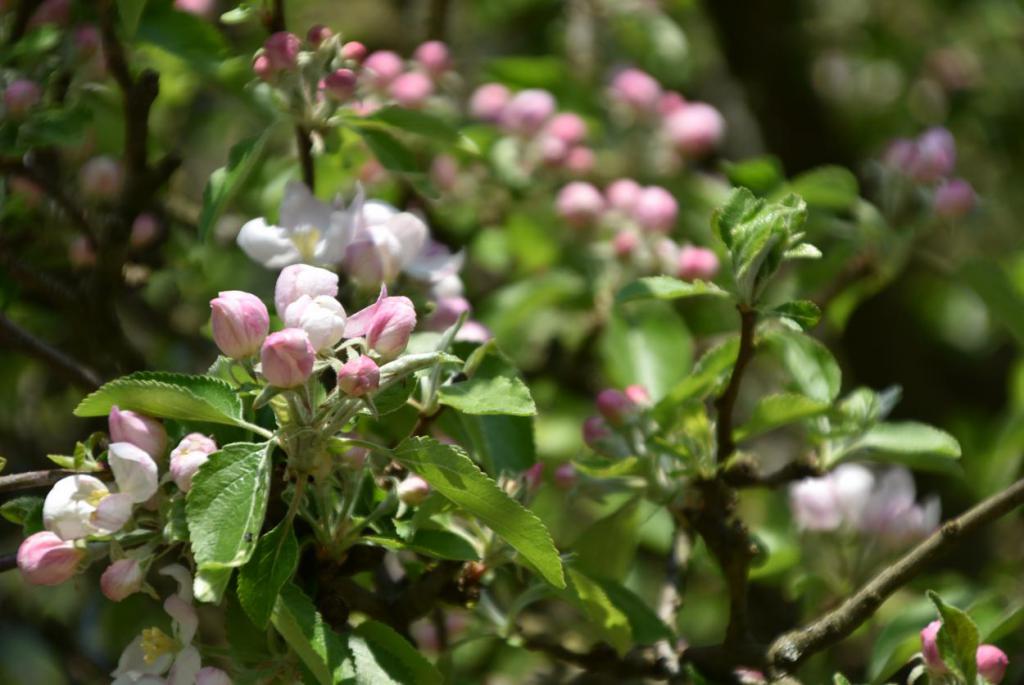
921, 620, 1008, 683
582, 385, 652, 458
789, 464, 940, 548
555, 179, 719, 281
882, 127, 976, 218
520, 461, 577, 494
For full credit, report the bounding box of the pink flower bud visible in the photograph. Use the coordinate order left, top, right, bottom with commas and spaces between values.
469, 83, 510, 122
612, 230, 639, 258
169, 433, 218, 492
17, 532, 83, 585
659, 91, 687, 116
664, 102, 726, 157
252, 54, 273, 81
284, 294, 347, 352
129, 213, 160, 249
275, 264, 339, 318
538, 135, 568, 165
545, 113, 587, 145
456, 320, 492, 343
174, 0, 215, 16
426, 296, 471, 332
79, 156, 124, 200
523, 462, 545, 491
398, 474, 430, 505
553, 463, 577, 490
610, 68, 662, 114
977, 644, 1009, 684
264, 32, 301, 72
261, 328, 316, 388
68, 236, 96, 268
430, 154, 459, 192
323, 68, 357, 100
624, 384, 651, 406
564, 146, 596, 174
556, 181, 604, 227
341, 41, 367, 63
28, 0, 69, 28
606, 178, 642, 212
677, 245, 720, 282
596, 389, 637, 426
632, 186, 678, 233
413, 40, 450, 76
196, 667, 232, 685
364, 50, 405, 88
389, 71, 434, 108
910, 127, 956, 183
109, 406, 167, 460
502, 89, 556, 134
920, 621, 946, 672
337, 355, 380, 397
210, 290, 270, 359
934, 178, 975, 218
883, 138, 917, 173
74, 25, 101, 58
306, 25, 333, 48
4, 79, 41, 117
582, 416, 612, 448
345, 290, 417, 360
101, 558, 144, 601
108, 442, 160, 503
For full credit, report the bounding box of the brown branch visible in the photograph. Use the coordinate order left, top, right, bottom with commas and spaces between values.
767, 476, 1024, 675
295, 125, 315, 191
0, 159, 97, 240
0, 313, 102, 389
0, 553, 15, 574
0, 468, 106, 494
714, 306, 757, 462
722, 457, 823, 489
425, 0, 450, 40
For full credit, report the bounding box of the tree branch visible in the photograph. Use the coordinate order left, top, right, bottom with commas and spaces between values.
722, 457, 823, 489
0, 468, 106, 494
767, 476, 1024, 675
0, 159, 97, 241
714, 306, 757, 462
0, 313, 102, 389
0, 553, 15, 574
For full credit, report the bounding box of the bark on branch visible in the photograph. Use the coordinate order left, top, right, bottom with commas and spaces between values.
714, 306, 757, 462
0, 467, 105, 494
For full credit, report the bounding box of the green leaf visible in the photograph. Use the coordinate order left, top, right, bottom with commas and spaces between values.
194, 567, 232, 604
764, 329, 842, 403
237, 521, 300, 628
600, 301, 692, 402
852, 422, 962, 470
137, 2, 228, 66
272, 583, 351, 685
734, 393, 831, 442
485, 56, 567, 89
198, 133, 270, 241
438, 346, 536, 416
459, 414, 535, 475
833, 675, 853, 685
363, 106, 461, 144
356, 126, 421, 174
117, 0, 148, 36
562, 567, 633, 655
572, 498, 642, 582
17, 107, 91, 149
959, 259, 1024, 347
74, 372, 244, 427
723, 156, 784, 195
616, 276, 729, 305
362, 529, 480, 561
349, 620, 443, 685
593, 576, 674, 645
394, 437, 565, 588
658, 337, 739, 410
0, 496, 43, 534
766, 300, 821, 330
928, 591, 980, 684
187, 442, 272, 571
788, 166, 860, 211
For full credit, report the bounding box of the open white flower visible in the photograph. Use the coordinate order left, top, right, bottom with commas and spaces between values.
112, 565, 203, 685
237, 181, 358, 269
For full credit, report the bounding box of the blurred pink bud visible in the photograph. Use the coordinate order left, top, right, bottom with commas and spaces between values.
564, 146, 595, 174
545, 113, 587, 145
17, 531, 82, 585
252, 54, 273, 81
910, 127, 956, 183
284, 294, 347, 352
129, 213, 160, 249
632, 186, 678, 233
426, 296, 471, 332
264, 32, 301, 71
28, 0, 69, 28
274, 264, 339, 318
612, 231, 639, 258
606, 178, 642, 212
610, 68, 662, 114
390, 71, 434, 108
169, 433, 217, 492
364, 50, 404, 88
9, 176, 42, 207
337, 355, 380, 397
430, 154, 459, 191
101, 558, 144, 602
664, 103, 726, 157
68, 236, 96, 268
4, 79, 41, 117
553, 463, 576, 490
307, 25, 333, 48
883, 138, 917, 173
398, 474, 430, 505
934, 178, 975, 218
196, 667, 232, 685
109, 406, 167, 460
582, 416, 612, 448
734, 668, 767, 685
977, 644, 1008, 684
469, 83, 510, 122
789, 476, 843, 531
74, 25, 101, 57
79, 156, 124, 200
210, 290, 270, 359
677, 246, 720, 282
340, 446, 368, 470
596, 389, 636, 426
174, 0, 215, 16
323, 68, 357, 100
345, 290, 418, 360
341, 41, 367, 63
659, 91, 687, 116
538, 135, 568, 166
624, 384, 651, 406
502, 89, 555, 134
456, 320, 492, 343
921, 621, 946, 673
413, 40, 450, 75
261, 328, 316, 388
556, 181, 604, 227
524, 462, 544, 491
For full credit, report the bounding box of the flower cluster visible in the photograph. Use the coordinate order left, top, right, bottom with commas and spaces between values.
921, 620, 1008, 683
882, 127, 976, 218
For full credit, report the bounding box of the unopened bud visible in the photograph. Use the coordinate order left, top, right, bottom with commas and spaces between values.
663, 102, 726, 157
605, 178, 642, 212
169, 433, 217, 492
274, 264, 339, 318
263, 32, 301, 71
4, 79, 41, 117
364, 50, 404, 88
677, 245, 719, 282
469, 83, 510, 123
523, 462, 544, 491
934, 178, 975, 218
323, 68, 357, 100
284, 294, 347, 352
306, 25, 333, 48
341, 41, 367, 63
260, 328, 316, 388
910, 127, 956, 183
555, 181, 604, 227
109, 406, 167, 460
632, 186, 678, 233
345, 291, 417, 360
210, 290, 270, 359
17, 531, 83, 585
79, 156, 124, 200
252, 54, 273, 81
502, 89, 555, 134
413, 40, 450, 76
553, 463, 577, 490
74, 25, 101, 58
398, 474, 430, 505
129, 213, 160, 249
337, 355, 380, 397
564, 146, 595, 174
609, 68, 662, 114
976, 644, 1008, 684
920, 620, 946, 673
101, 558, 144, 602
545, 112, 587, 145
389, 71, 433, 108
68, 236, 96, 268
596, 389, 636, 426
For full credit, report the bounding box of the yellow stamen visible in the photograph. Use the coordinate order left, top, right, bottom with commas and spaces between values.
140, 627, 176, 664
291, 227, 322, 262
85, 487, 110, 507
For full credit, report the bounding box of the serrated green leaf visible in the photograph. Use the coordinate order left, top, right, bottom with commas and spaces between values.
349, 620, 443, 685
616, 276, 729, 305
438, 347, 535, 416
767, 300, 821, 330
764, 329, 842, 404
0, 496, 43, 534
852, 422, 962, 471
117, 0, 147, 36
137, 2, 228, 66
361, 530, 480, 561
593, 575, 674, 645
198, 132, 270, 241
187, 442, 272, 572
238, 521, 300, 628
658, 337, 739, 411
363, 106, 461, 144
459, 413, 535, 475
928, 591, 979, 684
562, 567, 633, 655
734, 393, 831, 442
788, 166, 860, 211
356, 125, 422, 174
723, 156, 784, 195
394, 437, 565, 588
272, 583, 352, 685
573, 498, 641, 582
600, 301, 692, 402
74, 371, 244, 426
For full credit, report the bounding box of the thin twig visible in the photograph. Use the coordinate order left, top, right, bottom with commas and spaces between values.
0, 313, 102, 389
0, 159, 97, 240
767, 476, 1024, 675
714, 306, 757, 462
0, 553, 15, 574
722, 458, 822, 489
0, 468, 106, 494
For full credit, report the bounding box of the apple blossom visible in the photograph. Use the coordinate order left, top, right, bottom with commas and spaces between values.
263, 32, 301, 71
364, 50, 404, 88
564, 146, 596, 174
274, 264, 340, 318
109, 406, 168, 460
390, 71, 434, 108
606, 178, 642, 212
632, 186, 678, 233
337, 355, 380, 396
664, 102, 726, 157
169, 433, 218, 492
469, 83, 511, 122
609, 68, 662, 114
456, 320, 492, 343
977, 644, 1008, 684
17, 531, 83, 585
261, 328, 316, 388
414, 40, 451, 76
398, 474, 431, 505
677, 246, 720, 282
101, 558, 144, 602
502, 89, 556, 134
545, 113, 587, 145
4, 79, 41, 117
210, 290, 271, 359
284, 295, 347, 351
196, 667, 233, 685
345, 289, 418, 360
43, 474, 116, 539
556, 181, 604, 227
108, 442, 160, 504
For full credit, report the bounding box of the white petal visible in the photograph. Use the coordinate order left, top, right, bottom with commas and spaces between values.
237, 218, 301, 269
43, 475, 107, 540
92, 492, 134, 534
387, 212, 429, 269
361, 199, 399, 225
280, 181, 332, 232
167, 647, 202, 685
109, 442, 159, 503
405, 243, 464, 282
159, 564, 194, 603
165, 595, 199, 646
113, 635, 172, 678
